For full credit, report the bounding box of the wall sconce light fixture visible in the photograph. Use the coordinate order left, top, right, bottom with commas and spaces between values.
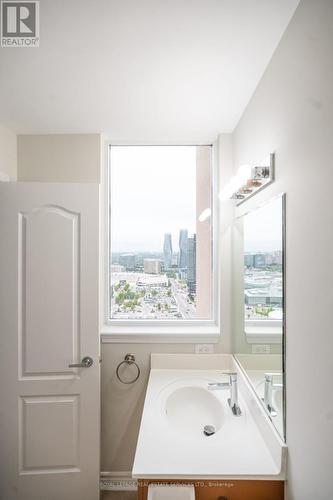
220, 153, 275, 205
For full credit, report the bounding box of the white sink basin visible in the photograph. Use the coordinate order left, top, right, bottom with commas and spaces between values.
165, 386, 224, 436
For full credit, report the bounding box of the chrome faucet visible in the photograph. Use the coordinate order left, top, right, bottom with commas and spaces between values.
262, 373, 283, 417
208, 372, 242, 416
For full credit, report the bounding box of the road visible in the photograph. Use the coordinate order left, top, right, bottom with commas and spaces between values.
170, 279, 196, 318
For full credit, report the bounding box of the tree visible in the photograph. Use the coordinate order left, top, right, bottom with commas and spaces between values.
116, 292, 125, 305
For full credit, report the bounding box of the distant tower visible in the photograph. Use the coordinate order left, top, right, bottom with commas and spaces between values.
187, 234, 196, 294
179, 229, 188, 269
163, 233, 173, 270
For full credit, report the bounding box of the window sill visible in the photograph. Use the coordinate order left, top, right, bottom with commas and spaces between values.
100, 324, 221, 343
245, 325, 283, 344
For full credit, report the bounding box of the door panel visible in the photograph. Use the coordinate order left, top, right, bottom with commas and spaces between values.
19, 206, 80, 377
19, 395, 79, 472
0, 183, 100, 500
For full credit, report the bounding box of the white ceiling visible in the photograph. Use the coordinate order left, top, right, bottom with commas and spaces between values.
0, 0, 299, 141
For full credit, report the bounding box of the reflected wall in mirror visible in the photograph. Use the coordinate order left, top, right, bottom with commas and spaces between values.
234, 194, 286, 440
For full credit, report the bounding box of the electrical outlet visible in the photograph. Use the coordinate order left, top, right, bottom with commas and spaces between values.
252, 344, 271, 354
195, 344, 215, 354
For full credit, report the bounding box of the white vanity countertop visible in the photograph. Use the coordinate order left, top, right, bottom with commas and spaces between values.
132, 354, 287, 480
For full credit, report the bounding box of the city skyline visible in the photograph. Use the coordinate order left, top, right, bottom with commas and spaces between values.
112, 229, 195, 256
112, 229, 196, 264
110, 268, 197, 320
111, 228, 198, 319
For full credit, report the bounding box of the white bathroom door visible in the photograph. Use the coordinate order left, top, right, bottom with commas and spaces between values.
0, 183, 100, 500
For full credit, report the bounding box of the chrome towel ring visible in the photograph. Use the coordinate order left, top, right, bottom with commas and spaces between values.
116, 353, 140, 384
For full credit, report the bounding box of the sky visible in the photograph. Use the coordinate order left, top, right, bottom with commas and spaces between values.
243, 196, 283, 252
110, 146, 198, 252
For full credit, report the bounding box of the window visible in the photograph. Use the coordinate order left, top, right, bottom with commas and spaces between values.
243, 196, 284, 336
106, 145, 215, 324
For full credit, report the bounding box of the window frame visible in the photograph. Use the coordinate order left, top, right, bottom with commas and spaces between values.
245, 319, 283, 344
100, 141, 220, 342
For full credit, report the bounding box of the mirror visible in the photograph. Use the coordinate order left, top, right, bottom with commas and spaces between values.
234, 194, 286, 440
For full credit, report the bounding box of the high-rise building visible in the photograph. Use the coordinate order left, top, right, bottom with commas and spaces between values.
265, 253, 274, 265
163, 233, 173, 270
144, 258, 162, 274
119, 253, 136, 270
179, 229, 188, 269
171, 253, 179, 268
254, 253, 266, 268
244, 254, 254, 267
273, 250, 283, 265
187, 234, 196, 294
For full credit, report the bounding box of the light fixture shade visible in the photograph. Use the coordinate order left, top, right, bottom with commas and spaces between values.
219, 154, 275, 205
237, 164, 252, 182
219, 175, 241, 200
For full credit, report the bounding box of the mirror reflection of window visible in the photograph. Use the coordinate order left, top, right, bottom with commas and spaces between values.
243, 197, 283, 323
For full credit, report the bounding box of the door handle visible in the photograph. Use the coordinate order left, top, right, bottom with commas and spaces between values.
69, 356, 93, 368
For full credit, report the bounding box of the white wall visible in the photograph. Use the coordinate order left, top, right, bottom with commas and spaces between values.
0, 124, 17, 180
230, 1, 333, 498
17, 134, 101, 182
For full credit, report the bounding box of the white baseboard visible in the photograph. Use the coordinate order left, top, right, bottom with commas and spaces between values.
100, 471, 136, 491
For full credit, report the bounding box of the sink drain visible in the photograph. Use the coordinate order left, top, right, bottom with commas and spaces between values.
203, 425, 215, 436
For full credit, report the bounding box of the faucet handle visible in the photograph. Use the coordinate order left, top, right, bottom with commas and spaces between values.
264, 372, 281, 382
